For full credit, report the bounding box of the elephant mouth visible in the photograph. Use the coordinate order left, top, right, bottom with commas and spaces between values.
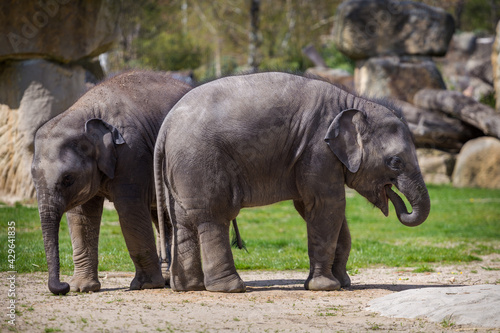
379, 184, 393, 217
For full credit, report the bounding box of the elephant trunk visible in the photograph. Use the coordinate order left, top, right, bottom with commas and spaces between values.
38, 193, 70, 295
386, 172, 430, 227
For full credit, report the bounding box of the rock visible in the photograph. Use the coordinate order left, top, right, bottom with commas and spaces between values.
451, 32, 477, 56
466, 37, 494, 85
355, 56, 446, 102
368, 285, 500, 328
417, 149, 455, 184
493, 21, 500, 110
462, 77, 495, 102
0, 60, 86, 200
0, 0, 119, 63
398, 101, 481, 152
452, 137, 500, 189
332, 0, 455, 60
305, 67, 354, 90
439, 33, 494, 101
414, 89, 500, 139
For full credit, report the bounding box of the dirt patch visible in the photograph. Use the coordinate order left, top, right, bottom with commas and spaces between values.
4, 254, 500, 332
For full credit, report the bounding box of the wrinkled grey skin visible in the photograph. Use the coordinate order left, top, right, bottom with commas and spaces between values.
155, 72, 430, 293
32, 71, 191, 295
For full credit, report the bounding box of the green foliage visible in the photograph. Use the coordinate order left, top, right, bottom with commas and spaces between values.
460, 0, 500, 33
480, 92, 496, 109
320, 43, 355, 74
135, 32, 204, 71
1, 185, 499, 274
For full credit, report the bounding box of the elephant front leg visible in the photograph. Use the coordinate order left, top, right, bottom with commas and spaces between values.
114, 199, 165, 290
303, 199, 345, 291
198, 221, 245, 293
332, 217, 351, 288
66, 196, 104, 292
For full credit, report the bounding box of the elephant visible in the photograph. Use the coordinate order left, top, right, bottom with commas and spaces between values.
154, 72, 430, 293
31, 70, 192, 295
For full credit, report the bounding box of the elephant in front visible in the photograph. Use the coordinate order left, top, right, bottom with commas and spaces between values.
31, 71, 192, 295
154, 72, 430, 293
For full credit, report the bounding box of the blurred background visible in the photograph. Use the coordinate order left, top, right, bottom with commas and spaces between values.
107, 0, 499, 80
1, 0, 500, 202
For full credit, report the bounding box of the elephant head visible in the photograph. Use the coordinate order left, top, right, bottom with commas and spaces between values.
325, 104, 430, 227
31, 117, 125, 294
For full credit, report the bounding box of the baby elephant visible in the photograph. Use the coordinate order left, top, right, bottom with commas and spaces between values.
155, 72, 430, 293
32, 71, 191, 295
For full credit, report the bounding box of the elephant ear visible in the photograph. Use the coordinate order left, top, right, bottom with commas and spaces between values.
85, 118, 126, 179
324, 108, 367, 173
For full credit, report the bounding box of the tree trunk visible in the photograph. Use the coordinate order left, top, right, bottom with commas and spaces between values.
248, 0, 261, 72
414, 89, 500, 139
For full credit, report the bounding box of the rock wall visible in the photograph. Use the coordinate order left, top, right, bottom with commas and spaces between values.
332, 0, 500, 189
0, 0, 119, 201
333, 0, 451, 102
493, 21, 500, 110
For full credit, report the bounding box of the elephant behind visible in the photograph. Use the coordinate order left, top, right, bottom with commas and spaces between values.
32, 70, 192, 295
154, 72, 430, 293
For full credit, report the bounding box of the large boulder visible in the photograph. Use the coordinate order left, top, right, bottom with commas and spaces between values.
493, 21, 500, 110
417, 149, 455, 185
355, 56, 446, 102
0, 0, 119, 63
0, 60, 86, 200
332, 0, 455, 60
452, 137, 500, 189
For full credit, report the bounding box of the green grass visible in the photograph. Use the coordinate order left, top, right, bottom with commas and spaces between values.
1, 185, 499, 274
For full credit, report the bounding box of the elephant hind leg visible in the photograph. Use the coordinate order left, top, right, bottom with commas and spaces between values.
151, 209, 171, 285
198, 220, 245, 293
114, 198, 165, 291
169, 202, 205, 292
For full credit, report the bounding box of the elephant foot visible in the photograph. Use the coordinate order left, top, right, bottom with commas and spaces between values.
332, 269, 351, 288
304, 275, 340, 291
130, 271, 165, 290
69, 276, 101, 293
162, 271, 171, 287
335, 272, 351, 288
161, 261, 170, 286
205, 273, 246, 293
170, 275, 206, 292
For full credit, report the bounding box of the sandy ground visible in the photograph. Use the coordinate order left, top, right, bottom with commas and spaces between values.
2, 254, 500, 332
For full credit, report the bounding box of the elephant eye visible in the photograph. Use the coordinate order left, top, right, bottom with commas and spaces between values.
61, 175, 75, 187
387, 156, 404, 171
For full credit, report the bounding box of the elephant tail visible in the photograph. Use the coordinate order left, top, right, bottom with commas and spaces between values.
231, 219, 247, 252
154, 124, 170, 277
